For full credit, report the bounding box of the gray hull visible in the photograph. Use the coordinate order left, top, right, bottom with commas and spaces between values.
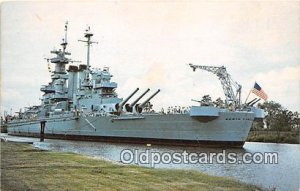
7, 111, 254, 147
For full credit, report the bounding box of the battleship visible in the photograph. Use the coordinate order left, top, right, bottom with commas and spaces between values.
5, 23, 265, 147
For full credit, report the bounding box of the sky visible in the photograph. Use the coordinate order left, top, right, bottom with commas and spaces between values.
1, 1, 299, 115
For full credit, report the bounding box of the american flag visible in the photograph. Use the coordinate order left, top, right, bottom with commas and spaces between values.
252, 82, 268, 101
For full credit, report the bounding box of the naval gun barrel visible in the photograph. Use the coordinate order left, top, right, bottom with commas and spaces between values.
135, 89, 160, 113
125, 88, 150, 112
250, 98, 261, 107
246, 98, 257, 106
115, 88, 139, 111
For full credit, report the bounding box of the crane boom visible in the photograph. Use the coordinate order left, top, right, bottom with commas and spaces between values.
189, 63, 242, 109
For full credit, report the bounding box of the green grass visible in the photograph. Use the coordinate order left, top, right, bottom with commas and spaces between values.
1, 142, 262, 191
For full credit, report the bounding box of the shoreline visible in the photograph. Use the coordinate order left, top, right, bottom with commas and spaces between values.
247, 130, 299, 144
1, 142, 263, 191
2, 126, 299, 145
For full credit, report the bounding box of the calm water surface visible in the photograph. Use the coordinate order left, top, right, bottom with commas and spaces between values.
1, 134, 299, 191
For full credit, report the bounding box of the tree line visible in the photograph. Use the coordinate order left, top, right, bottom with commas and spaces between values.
256, 101, 299, 132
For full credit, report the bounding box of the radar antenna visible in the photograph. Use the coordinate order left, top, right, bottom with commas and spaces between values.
189, 63, 242, 109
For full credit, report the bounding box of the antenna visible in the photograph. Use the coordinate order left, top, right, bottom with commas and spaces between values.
65, 21, 68, 44
61, 21, 69, 52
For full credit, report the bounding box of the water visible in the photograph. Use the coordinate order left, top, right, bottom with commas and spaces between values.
1, 134, 299, 191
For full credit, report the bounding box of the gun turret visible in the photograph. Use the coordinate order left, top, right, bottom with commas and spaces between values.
125, 88, 150, 112
115, 88, 139, 112
135, 89, 160, 113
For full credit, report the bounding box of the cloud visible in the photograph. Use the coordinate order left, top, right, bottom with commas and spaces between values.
1, 1, 299, 114
251, 65, 300, 111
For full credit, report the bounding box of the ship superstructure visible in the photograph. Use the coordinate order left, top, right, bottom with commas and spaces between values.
40, 22, 73, 117
40, 23, 121, 117
5, 23, 265, 147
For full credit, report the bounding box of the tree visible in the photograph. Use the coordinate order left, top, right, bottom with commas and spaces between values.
291, 112, 300, 131
259, 101, 299, 142
259, 101, 282, 130
251, 120, 264, 130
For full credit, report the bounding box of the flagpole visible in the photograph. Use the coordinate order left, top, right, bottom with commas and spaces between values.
244, 89, 252, 104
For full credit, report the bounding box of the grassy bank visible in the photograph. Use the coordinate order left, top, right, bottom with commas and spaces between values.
1, 142, 261, 191
247, 131, 299, 144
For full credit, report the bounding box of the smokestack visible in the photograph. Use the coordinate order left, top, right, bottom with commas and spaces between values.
67, 65, 78, 99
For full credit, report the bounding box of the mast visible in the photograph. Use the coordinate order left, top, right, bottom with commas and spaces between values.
61, 21, 68, 53
41, 21, 72, 103
78, 26, 98, 70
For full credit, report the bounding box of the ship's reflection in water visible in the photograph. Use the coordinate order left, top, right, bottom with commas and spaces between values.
2, 134, 299, 191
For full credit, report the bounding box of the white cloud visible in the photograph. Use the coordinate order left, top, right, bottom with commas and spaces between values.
250, 65, 300, 111
1, 1, 299, 114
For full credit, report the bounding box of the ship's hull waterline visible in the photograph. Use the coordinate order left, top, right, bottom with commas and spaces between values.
7, 112, 254, 148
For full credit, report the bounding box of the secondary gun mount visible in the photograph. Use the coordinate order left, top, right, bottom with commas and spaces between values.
125, 88, 150, 112
135, 89, 160, 113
